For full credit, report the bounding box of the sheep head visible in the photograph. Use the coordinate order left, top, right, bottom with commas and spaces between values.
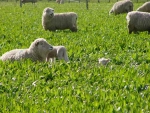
29, 38, 53, 60
43, 7, 54, 18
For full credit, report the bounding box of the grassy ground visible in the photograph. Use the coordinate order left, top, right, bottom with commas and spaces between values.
0, 1, 150, 112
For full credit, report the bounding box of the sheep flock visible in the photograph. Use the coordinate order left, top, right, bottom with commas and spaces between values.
1, 0, 150, 65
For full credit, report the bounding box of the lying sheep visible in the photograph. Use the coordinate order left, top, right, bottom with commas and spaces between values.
0, 38, 53, 62
109, 0, 133, 15
137, 2, 150, 13
21, 0, 37, 4
56, 0, 64, 4
126, 11, 150, 34
42, 7, 77, 32
47, 46, 69, 62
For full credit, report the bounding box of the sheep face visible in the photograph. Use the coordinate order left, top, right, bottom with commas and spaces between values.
127, 3, 133, 12
43, 8, 54, 18
30, 38, 53, 59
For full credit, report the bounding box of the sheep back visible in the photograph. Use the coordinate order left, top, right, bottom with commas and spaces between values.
137, 2, 150, 12
109, 0, 133, 15
126, 11, 150, 34
0, 49, 33, 61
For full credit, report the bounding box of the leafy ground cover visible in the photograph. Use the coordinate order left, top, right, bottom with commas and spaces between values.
0, 1, 150, 112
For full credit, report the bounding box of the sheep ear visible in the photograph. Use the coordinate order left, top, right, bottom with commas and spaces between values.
35, 41, 39, 46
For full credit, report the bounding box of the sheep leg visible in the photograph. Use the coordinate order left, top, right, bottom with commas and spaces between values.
50, 58, 55, 63
64, 54, 69, 62
57, 50, 64, 61
148, 28, 150, 34
48, 27, 56, 31
70, 26, 77, 32
128, 24, 134, 34
133, 30, 138, 34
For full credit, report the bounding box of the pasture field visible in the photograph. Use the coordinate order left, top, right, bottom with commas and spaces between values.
0, 1, 150, 112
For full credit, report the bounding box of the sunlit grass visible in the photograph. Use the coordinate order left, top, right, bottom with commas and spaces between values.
0, 1, 150, 112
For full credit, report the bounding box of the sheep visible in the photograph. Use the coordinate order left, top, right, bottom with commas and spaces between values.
56, 0, 64, 4
0, 38, 53, 62
42, 7, 77, 32
137, 2, 150, 13
126, 11, 150, 34
21, 0, 37, 4
109, 0, 133, 15
47, 46, 69, 63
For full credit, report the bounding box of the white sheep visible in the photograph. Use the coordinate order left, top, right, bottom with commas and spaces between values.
21, 0, 37, 4
109, 0, 133, 15
126, 11, 150, 34
137, 2, 150, 13
0, 38, 53, 62
47, 46, 69, 63
56, 0, 64, 4
42, 7, 77, 32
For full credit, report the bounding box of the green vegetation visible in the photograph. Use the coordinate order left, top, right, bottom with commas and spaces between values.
0, 2, 150, 112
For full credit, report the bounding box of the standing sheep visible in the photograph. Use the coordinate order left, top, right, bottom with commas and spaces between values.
56, 0, 64, 4
21, 0, 37, 4
137, 2, 150, 13
42, 7, 77, 32
0, 38, 53, 62
126, 11, 150, 34
47, 46, 69, 62
109, 0, 133, 15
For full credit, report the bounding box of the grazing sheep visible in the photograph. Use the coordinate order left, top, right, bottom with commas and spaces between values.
42, 7, 77, 32
137, 2, 150, 13
0, 38, 53, 62
109, 0, 133, 15
21, 0, 37, 4
47, 46, 69, 62
56, 0, 64, 4
98, 58, 110, 66
126, 11, 150, 34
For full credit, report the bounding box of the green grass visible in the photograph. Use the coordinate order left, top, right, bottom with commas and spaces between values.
0, 1, 150, 112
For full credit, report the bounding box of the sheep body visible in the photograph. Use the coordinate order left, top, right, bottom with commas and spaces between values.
109, 0, 133, 15
47, 46, 69, 62
137, 2, 150, 12
42, 7, 77, 32
22, 0, 37, 4
126, 11, 150, 34
0, 38, 53, 62
56, 0, 64, 4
